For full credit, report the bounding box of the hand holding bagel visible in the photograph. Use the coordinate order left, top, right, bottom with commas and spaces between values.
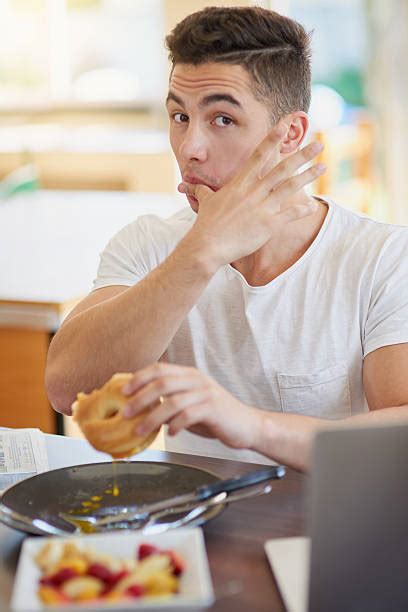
71, 373, 160, 458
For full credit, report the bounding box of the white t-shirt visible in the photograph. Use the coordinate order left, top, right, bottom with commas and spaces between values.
93, 199, 408, 464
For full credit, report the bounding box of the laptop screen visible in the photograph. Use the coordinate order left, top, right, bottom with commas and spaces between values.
308, 424, 408, 612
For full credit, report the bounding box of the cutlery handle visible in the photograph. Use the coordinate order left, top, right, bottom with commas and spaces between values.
196, 465, 285, 500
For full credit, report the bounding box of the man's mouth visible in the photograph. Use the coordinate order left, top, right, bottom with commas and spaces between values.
179, 175, 221, 211
182, 175, 219, 191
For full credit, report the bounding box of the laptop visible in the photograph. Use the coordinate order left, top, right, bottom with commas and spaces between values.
265, 424, 408, 612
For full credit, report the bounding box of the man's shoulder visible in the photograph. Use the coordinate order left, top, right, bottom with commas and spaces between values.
327, 198, 408, 247
126, 206, 195, 236
110, 206, 195, 254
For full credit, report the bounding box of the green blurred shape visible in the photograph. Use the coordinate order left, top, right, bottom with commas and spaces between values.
0, 163, 40, 199
321, 67, 366, 107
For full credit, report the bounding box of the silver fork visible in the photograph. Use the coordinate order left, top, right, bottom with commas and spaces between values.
76, 482, 273, 533
140, 483, 273, 534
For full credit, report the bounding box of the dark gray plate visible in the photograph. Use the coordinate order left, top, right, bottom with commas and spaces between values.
0, 461, 225, 535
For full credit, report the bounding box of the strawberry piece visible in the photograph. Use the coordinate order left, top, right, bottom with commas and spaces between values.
163, 550, 185, 576
101, 569, 130, 595
39, 576, 55, 587
43, 567, 79, 587
138, 543, 159, 560
87, 563, 114, 584
108, 569, 129, 587
125, 584, 144, 598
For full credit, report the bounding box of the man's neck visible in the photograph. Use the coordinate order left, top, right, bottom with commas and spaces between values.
230, 194, 328, 287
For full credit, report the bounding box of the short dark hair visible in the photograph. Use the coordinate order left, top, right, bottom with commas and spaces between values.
165, 6, 312, 122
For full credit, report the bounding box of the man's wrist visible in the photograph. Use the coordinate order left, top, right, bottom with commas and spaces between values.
249, 407, 269, 452
176, 231, 223, 278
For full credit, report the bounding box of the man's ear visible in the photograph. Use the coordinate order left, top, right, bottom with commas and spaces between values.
280, 112, 309, 154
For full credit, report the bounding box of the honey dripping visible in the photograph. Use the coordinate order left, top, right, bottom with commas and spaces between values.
105, 458, 120, 496
68, 459, 123, 530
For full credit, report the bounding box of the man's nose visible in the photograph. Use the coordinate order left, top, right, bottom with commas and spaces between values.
178, 124, 208, 163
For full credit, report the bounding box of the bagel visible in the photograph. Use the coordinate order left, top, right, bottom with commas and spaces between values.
71, 373, 160, 458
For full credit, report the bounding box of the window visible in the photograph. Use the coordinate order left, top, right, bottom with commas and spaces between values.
0, 0, 167, 109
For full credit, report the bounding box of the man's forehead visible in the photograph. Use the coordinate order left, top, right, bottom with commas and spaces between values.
169, 62, 254, 96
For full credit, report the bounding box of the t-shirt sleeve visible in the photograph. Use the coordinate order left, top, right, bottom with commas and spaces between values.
92, 217, 155, 290
363, 228, 408, 357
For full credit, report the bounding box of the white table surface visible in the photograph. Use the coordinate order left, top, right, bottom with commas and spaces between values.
0, 189, 186, 328
45, 430, 155, 469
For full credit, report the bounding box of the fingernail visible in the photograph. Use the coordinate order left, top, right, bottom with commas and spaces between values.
123, 405, 133, 418
136, 423, 147, 435
315, 163, 326, 172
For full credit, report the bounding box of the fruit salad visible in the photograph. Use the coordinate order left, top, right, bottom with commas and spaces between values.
34, 540, 185, 605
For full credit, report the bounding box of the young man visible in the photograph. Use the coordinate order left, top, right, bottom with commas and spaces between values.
46, 7, 408, 471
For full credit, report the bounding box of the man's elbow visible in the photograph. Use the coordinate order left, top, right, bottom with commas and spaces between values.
45, 363, 75, 416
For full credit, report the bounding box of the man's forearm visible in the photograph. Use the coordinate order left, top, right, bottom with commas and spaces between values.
254, 405, 408, 472
46, 235, 217, 414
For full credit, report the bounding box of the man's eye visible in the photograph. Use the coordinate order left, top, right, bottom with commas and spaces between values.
213, 115, 233, 127
173, 112, 188, 123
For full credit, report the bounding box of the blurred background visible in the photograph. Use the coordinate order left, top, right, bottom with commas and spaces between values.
1, 0, 407, 438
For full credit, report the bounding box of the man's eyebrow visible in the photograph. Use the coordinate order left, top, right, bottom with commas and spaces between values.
166, 91, 184, 107
165, 91, 242, 109
199, 93, 242, 108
